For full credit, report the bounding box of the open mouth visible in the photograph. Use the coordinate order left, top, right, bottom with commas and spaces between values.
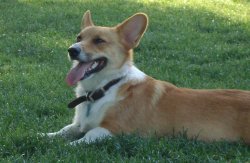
66, 57, 107, 86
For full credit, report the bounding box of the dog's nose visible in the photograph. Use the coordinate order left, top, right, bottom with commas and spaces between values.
68, 47, 81, 60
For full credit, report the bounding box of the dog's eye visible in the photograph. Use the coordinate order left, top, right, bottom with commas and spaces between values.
76, 35, 82, 42
93, 37, 106, 45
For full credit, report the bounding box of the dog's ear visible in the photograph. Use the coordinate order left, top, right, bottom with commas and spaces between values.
117, 13, 148, 50
81, 10, 94, 29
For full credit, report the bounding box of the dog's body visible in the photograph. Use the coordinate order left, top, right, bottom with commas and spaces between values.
46, 11, 250, 145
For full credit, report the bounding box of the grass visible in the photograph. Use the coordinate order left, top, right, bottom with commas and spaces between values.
0, 0, 249, 162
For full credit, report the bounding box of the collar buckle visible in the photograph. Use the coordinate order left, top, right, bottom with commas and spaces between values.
86, 87, 105, 102
86, 91, 95, 102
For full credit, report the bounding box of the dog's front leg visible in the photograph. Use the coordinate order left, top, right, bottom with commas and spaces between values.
70, 127, 112, 145
45, 123, 84, 141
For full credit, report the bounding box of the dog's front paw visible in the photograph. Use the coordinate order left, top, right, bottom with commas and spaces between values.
69, 127, 112, 145
69, 137, 92, 146
69, 140, 81, 146
37, 133, 47, 137
46, 132, 58, 137
37, 132, 58, 138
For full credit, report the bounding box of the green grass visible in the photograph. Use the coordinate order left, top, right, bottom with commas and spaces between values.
0, 0, 249, 162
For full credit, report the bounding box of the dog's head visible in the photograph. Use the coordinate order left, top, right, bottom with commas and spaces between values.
66, 11, 148, 86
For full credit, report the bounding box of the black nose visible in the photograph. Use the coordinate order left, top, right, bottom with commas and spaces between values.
68, 47, 81, 60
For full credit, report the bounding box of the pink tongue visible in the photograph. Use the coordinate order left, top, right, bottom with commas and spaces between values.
66, 62, 92, 86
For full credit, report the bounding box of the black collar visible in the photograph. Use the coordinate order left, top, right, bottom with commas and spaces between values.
68, 77, 123, 109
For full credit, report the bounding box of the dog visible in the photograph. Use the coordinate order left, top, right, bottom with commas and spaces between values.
45, 11, 250, 145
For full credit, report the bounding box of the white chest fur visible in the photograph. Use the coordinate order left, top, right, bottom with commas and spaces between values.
73, 85, 120, 132
72, 65, 146, 133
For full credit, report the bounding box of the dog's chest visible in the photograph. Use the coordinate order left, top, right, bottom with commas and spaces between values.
74, 84, 121, 132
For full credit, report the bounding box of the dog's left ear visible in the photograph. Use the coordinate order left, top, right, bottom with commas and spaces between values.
117, 13, 148, 50
81, 10, 94, 29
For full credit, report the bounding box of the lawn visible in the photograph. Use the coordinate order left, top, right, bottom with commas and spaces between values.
0, 0, 249, 162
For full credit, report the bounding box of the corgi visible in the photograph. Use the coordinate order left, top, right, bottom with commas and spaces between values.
45, 11, 250, 145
